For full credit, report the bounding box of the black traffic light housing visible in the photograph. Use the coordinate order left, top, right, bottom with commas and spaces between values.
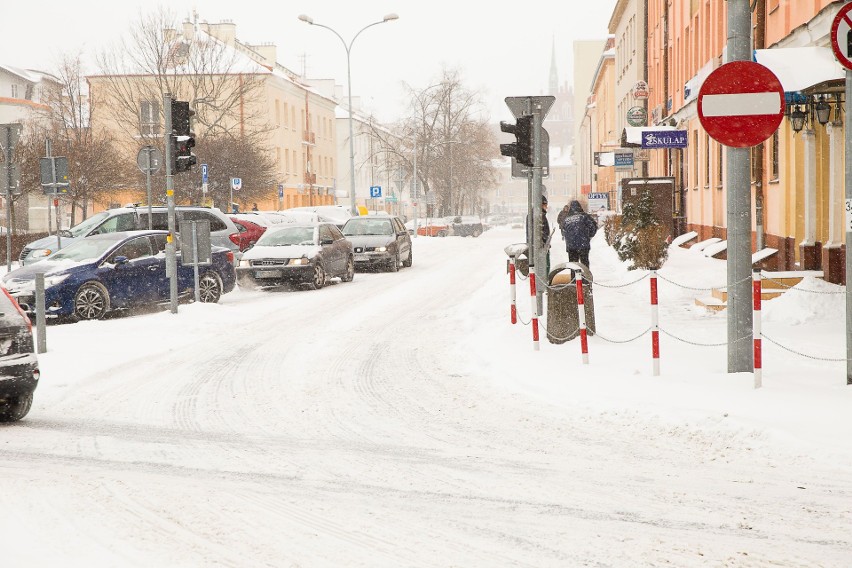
171, 100, 197, 173
172, 134, 197, 173
499, 115, 533, 167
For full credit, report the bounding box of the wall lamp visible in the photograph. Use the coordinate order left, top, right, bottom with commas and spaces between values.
786, 93, 843, 133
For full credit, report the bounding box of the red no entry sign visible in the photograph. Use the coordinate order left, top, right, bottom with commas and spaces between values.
831, 2, 852, 70
697, 61, 785, 148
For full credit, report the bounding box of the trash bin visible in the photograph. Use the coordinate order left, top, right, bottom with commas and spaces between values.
546, 262, 596, 344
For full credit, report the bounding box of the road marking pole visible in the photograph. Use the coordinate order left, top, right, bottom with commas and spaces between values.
576, 272, 589, 364
753, 269, 762, 389
509, 257, 517, 324
529, 269, 540, 350
650, 270, 660, 376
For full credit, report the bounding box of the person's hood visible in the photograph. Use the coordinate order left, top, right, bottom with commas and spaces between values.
569, 200, 584, 214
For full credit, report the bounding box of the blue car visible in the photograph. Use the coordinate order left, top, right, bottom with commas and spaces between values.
1, 231, 236, 321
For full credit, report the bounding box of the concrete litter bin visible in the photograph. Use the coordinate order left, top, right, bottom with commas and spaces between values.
546, 262, 596, 344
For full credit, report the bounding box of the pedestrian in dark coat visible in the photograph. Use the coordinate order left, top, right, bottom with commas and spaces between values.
526, 195, 551, 274
556, 204, 570, 240
561, 199, 598, 268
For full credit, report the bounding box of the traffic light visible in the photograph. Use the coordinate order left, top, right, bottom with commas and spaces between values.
171, 100, 195, 137
172, 134, 197, 173
499, 115, 533, 167
170, 99, 197, 173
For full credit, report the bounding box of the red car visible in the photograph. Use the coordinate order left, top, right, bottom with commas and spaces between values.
416, 220, 449, 237
230, 217, 267, 252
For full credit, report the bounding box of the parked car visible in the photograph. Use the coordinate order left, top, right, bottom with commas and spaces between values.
0, 288, 40, 422
286, 205, 353, 228
417, 219, 450, 237
236, 222, 354, 290
19, 205, 241, 265
230, 216, 267, 252
448, 215, 484, 237
2, 231, 236, 321
341, 215, 412, 272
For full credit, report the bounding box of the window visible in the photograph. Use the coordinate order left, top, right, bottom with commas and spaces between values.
283, 102, 289, 127
717, 142, 723, 189
285, 149, 290, 173
139, 100, 161, 136
704, 133, 710, 187
275, 100, 280, 126
92, 213, 138, 235
110, 237, 153, 262
180, 210, 227, 232
770, 132, 779, 180
10, 84, 18, 99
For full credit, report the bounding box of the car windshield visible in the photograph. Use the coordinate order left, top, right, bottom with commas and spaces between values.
342, 219, 393, 236
257, 226, 316, 246
47, 237, 119, 262
66, 210, 113, 238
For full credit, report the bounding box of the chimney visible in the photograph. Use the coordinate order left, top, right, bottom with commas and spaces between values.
182, 20, 194, 41
207, 21, 236, 45
249, 43, 277, 68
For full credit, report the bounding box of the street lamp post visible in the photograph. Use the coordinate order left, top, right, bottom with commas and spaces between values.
298, 13, 398, 216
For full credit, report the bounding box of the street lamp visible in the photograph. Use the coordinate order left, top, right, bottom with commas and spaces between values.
298, 13, 399, 216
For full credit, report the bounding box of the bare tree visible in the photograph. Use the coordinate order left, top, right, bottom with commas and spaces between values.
91, 8, 275, 205
16, 53, 131, 228
370, 69, 497, 216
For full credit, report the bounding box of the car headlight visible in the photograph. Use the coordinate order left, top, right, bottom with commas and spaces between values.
288, 257, 309, 266
30, 249, 52, 259
375, 246, 387, 252
239, 259, 251, 268
44, 274, 70, 287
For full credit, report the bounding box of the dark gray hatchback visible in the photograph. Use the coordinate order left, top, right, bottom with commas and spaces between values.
0, 288, 40, 422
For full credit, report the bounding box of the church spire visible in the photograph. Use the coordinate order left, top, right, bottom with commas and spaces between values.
549, 35, 558, 95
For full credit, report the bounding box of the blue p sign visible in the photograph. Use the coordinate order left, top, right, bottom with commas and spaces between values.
370, 185, 382, 198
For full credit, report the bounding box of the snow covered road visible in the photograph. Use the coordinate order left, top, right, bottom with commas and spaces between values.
2, 228, 851, 566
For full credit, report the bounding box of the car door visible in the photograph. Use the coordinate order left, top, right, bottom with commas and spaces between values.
98, 236, 160, 308
393, 218, 410, 261
318, 224, 343, 274
329, 224, 350, 274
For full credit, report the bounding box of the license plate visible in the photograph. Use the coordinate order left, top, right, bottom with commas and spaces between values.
354, 254, 368, 261
255, 269, 281, 278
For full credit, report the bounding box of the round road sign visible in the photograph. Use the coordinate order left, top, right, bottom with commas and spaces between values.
697, 60, 784, 148
831, 3, 852, 70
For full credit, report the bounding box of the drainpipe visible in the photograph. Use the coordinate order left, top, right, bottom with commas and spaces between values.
754, 0, 766, 250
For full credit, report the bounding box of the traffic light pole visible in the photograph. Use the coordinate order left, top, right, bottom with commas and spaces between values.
164, 93, 178, 314
3, 127, 13, 272
531, 102, 546, 313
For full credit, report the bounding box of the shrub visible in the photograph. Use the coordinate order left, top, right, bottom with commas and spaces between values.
610, 190, 669, 271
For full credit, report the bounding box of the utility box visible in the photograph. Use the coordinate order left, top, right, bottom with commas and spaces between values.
546, 262, 596, 344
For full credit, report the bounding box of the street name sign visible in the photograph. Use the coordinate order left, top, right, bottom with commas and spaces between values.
697, 60, 784, 148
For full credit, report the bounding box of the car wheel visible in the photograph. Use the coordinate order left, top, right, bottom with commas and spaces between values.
402, 248, 413, 268
73, 282, 110, 321
340, 256, 355, 282
0, 392, 33, 422
306, 262, 326, 290
472, 227, 482, 237
198, 272, 223, 303
387, 251, 400, 272
437, 230, 448, 238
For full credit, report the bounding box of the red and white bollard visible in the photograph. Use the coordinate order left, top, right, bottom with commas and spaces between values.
576, 272, 589, 364
650, 270, 660, 376
753, 269, 762, 389
530, 267, 540, 351
509, 257, 517, 324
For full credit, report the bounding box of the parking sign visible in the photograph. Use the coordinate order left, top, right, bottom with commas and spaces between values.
201, 164, 208, 183
369, 185, 382, 198
231, 177, 242, 191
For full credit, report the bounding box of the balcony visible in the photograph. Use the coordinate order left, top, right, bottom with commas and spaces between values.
303, 172, 316, 185
301, 131, 316, 145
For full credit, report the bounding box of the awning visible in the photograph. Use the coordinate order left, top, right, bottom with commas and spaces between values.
753, 47, 844, 93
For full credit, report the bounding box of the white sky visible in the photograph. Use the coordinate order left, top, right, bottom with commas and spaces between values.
1, 0, 619, 123
3, 224, 852, 564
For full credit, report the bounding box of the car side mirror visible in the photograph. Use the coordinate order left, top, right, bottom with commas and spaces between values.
114, 256, 129, 265
320, 238, 333, 245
